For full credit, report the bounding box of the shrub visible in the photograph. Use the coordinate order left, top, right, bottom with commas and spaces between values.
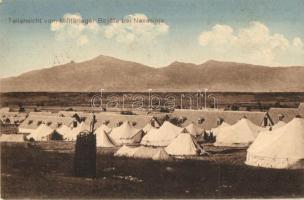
231, 104, 239, 111
169, 117, 183, 127
160, 107, 170, 113
120, 110, 135, 115
19, 106, 25, 113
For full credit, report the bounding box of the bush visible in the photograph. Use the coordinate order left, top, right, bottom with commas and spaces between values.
120, 110, 135, 115
169, 117, 183, 127
19, 106, 25, 113
231, 104, 239, 111
159, 107, 170, 113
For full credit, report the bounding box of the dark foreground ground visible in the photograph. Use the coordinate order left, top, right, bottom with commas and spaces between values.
1, 143, 304, 199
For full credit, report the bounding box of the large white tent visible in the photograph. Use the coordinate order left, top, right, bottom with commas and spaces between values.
165, 133, 204, 156
109, 121, 141, 145
246, 130, 275, 155
214, 118, 265, 147
210, 122, 231, 136
271, 121, 286, 130
140, 121, 183, 147
95, 124, 115, 147
140, 126, 158, 145
246, 118, 304, 169
27, 124, 55, 141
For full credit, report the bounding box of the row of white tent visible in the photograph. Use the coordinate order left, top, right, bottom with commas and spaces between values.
209, 118, 290, 147
1, 117, 202, 148
5, 114, 303, 169
26, 122, 115, 148
113, 116, 304, 167
114, 132, 204, 159
25, 116, 290, 150
202, 117, 304, 169
25, 120, 205, 156
99, 121, 204, 156
24, 116, 279, 151
211, 117, 304, 169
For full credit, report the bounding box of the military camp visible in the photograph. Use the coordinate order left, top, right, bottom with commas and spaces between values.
0, 104, 304, 197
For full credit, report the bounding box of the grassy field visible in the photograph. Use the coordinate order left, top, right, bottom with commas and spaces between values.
1, 143, 304, 199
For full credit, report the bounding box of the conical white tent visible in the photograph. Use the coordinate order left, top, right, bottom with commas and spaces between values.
246, 129, 277, 160
184, 123, 203, 136
140, 121, 183, 147
132, 146, 159, 159
114, 145, 171, 160
95, 124, 112, 134
27, 124, 55, 141
152, 148, 171, 160
114, 145, 138, 157
142, 123, 154, 134
165, 133, 203, 156
56, 125, 73, 141
67, 122, 91, 141
214, 118, 265, 147
132, 146, 171, 160
246, 118, 304, 169
210, 122, 230, 136
140, 128, 158, 146
109, 121, 141, 145
95, 124, 115, 147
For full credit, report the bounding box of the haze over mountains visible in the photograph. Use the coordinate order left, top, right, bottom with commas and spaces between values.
1, 55, 304, 92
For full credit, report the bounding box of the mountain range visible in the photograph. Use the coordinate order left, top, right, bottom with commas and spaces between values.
1, 55, 304, 92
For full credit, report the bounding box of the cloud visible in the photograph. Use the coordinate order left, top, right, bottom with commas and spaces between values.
293, 37, 303, 48
0, 0, 2, 4
103, 13, 169, 44
51, 13, 169, 46
50, 13, 101, 46
198, 21, 304, 66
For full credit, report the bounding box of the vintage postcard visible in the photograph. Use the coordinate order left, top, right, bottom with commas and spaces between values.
0, 0, 304, 199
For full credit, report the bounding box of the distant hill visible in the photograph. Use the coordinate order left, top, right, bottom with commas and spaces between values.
1, 55, 304, 92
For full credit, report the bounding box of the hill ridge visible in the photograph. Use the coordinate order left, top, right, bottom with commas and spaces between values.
1, 55, 304, 92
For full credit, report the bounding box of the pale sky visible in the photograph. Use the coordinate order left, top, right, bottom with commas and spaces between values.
0, 0, 304, 78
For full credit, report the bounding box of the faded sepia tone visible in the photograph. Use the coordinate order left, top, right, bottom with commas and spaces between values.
0, 0, 304, 199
